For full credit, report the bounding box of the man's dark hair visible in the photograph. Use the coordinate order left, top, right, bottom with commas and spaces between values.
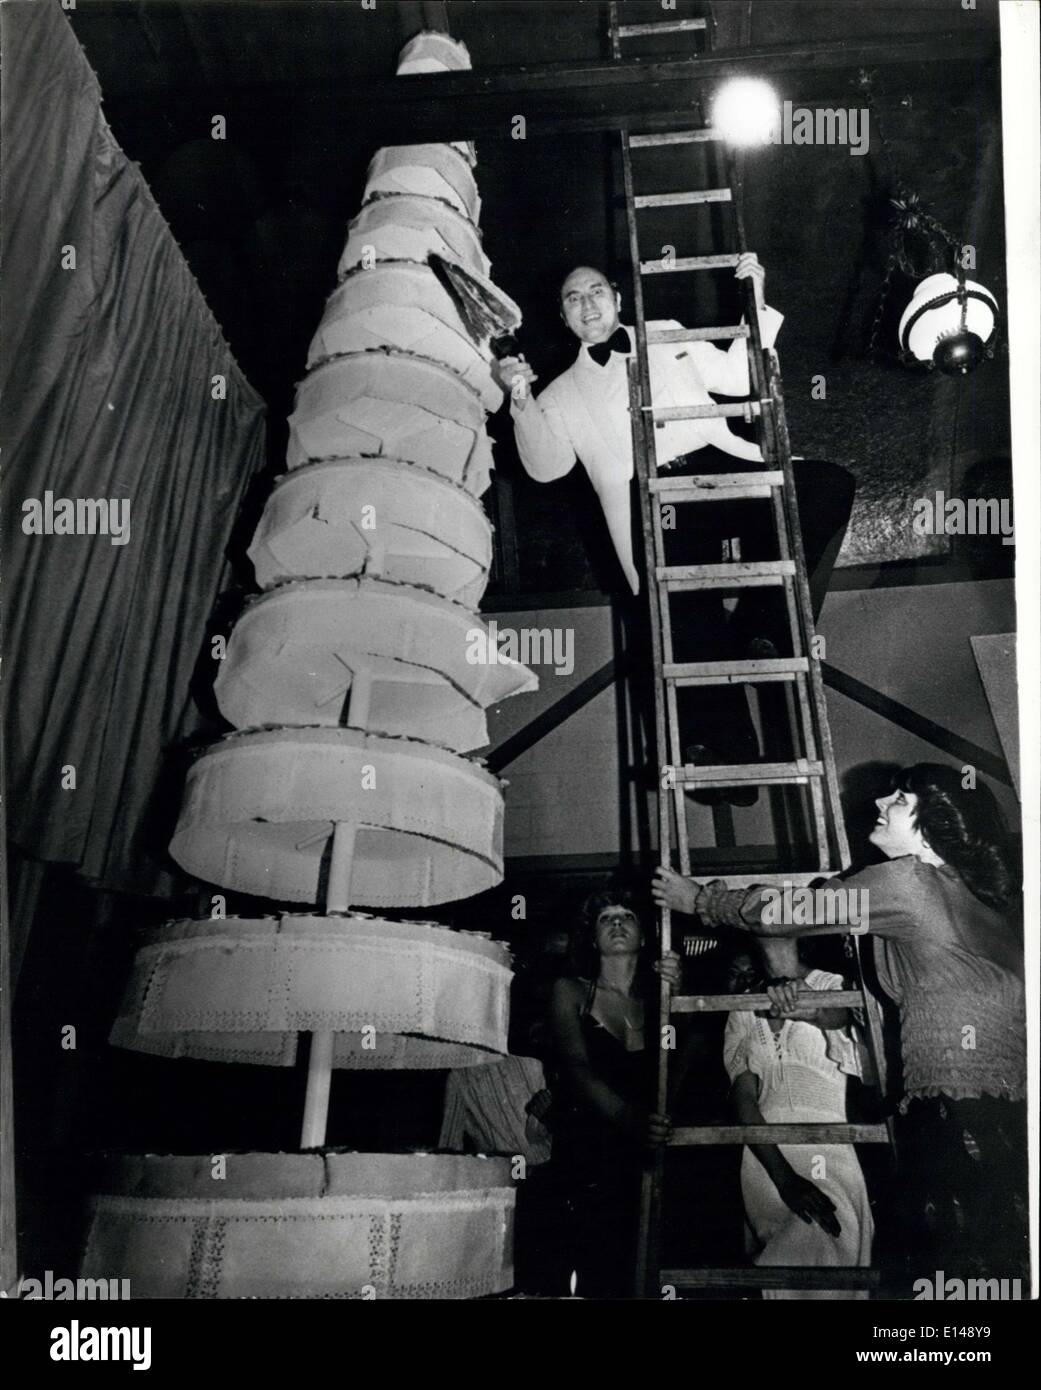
557, 262, 619, 302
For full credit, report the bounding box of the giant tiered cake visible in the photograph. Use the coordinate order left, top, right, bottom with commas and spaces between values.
81, 31, 536, 1299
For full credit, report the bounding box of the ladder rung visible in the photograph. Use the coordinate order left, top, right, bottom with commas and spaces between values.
630, 129, 720, 148
664, 657, 809, 686
657, 483, 774, 503
650, 470, 783, 501
645, 325, 749, 344
674, 758, 824, 786
686, 871, 830, 890
645, 401, 762, 422
661, 1267, 882, 1291
615, 18, 707, 37
634, 188, 732, 209
670, 1123, 890, 1146
650, 470, 781, 492
658, 559, 795, 589
672, 990, 866, 1015
641, 253, 741, 274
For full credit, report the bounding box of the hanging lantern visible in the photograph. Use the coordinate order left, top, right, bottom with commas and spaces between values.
898, 272, 999, 376
857, 70, 1002, 375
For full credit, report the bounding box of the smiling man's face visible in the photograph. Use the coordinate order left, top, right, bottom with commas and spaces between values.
560, 266, 621, 345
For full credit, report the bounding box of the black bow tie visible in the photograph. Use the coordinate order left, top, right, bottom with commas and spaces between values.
587, 326, 632, 366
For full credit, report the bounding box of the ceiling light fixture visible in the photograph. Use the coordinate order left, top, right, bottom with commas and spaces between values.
711, 78, 781, 147
860, 70, 1000, 376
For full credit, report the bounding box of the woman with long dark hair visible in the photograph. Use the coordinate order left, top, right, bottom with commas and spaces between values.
548, 890, 679, 1297
653, 762, 1026, 1280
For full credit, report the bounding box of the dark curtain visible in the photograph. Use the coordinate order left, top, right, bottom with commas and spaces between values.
0, 2, 266, 902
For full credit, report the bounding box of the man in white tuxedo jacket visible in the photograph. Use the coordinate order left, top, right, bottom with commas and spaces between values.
498, 256, 781, 594
495, 259, 854, 799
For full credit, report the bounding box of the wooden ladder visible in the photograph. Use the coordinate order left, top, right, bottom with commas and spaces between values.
607, 2, 894, 1298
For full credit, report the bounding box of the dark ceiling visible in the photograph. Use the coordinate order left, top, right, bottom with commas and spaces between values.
65, 0, 1011, 584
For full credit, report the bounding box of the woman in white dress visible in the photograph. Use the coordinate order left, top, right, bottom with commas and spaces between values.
723, 938, 874, 1299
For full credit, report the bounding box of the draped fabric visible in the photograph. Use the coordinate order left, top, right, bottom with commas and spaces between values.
1, 2, 266, 894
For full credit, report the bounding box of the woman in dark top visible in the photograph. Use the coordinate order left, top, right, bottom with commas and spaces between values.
548, 890, 679, 1297
653, 762, 1027, 1280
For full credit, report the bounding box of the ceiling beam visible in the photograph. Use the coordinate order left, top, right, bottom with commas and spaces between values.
349, 30, 992, 101
127, 32, 993, 142
332, 32, 995, 142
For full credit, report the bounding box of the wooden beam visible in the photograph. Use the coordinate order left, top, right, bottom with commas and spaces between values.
322, 34, 994, 104
822, 662, 1013, 786
487, 654, 630, 773
105, 33, 995, 142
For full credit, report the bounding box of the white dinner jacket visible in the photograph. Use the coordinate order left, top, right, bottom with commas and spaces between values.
510, 308, 783, 592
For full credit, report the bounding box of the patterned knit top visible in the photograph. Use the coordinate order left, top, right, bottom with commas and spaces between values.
723, 857, 1025, 1107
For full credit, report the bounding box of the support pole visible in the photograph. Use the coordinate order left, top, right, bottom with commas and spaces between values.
300, 1030, 335, 1149
326, 820, 358, 913
300, 819, 357, 1147
347, 669, 373, 730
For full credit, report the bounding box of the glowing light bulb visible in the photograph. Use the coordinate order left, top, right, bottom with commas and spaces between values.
711, 78, 782, 146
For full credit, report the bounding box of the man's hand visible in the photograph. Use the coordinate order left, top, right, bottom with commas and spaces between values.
766, 978, 819, 1021
652, 950, 683, 991
734, 252, 766, 312
525, 1089, 553, 1124
776, 1172, 841, 1237
652, 867, 699, 916
494, 354, 538, 407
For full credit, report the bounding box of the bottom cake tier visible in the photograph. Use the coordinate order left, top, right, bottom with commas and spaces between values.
81, 1152, 515, 1299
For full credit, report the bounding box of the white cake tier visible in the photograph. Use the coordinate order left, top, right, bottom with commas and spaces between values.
308, 262, 519, 413
397, 29, 472, 76
364, 144, 481, 223
110, 914, 512, 1068
81, 1152, 514, 1299
338, 194, 489, 280
215, 579, 536, 751
248, 458, 492, 605
170, 728, 503, 907
287, 352, 493, 496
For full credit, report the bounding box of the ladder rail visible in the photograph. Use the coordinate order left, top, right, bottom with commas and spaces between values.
610, 1, 869, 1299
765, 356, 852, 871
726, 143, 850, 874
626, 349, 671, 1298
612, 0, 676, 1289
